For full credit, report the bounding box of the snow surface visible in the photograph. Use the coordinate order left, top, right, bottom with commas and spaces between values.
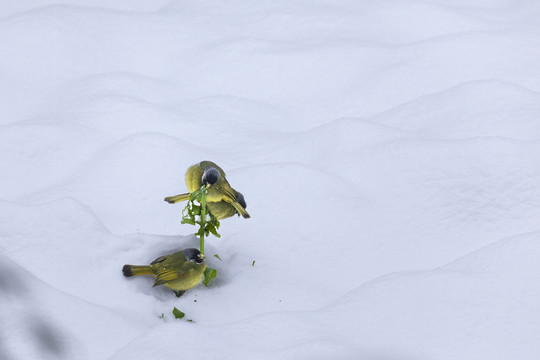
1, 1, 540, 359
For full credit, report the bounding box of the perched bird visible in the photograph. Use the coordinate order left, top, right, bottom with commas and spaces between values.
122, 248, 206, 297
164, 161, 250, 219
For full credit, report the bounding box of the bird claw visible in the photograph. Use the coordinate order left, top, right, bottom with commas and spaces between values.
173, 290, 185, 297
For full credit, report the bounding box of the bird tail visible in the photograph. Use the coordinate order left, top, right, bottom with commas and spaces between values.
231, 201, 250, 218
122, 265, 153, 277
164, 193, 190, 204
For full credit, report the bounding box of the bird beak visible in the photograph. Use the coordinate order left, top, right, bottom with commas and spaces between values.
200, 254, 205, 259
205, 183, 211, 189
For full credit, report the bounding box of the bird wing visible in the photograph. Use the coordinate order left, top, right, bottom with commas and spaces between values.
214, 184, 237, 203
214, 185, 251, 218
152, 259, 192, 287
150, 255, 168, 265
153, 269, 179, 287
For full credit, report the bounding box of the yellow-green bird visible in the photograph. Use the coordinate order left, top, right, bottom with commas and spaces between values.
164, 161, 250, 219
122, 248, 206, 297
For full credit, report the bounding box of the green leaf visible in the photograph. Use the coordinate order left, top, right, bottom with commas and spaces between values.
181, 218, 196, 225
172, 307, 185, 319
213, 254, 222, 261
202, 267, 217, 286
252, 260, 256, 266
207, 224, 221, 238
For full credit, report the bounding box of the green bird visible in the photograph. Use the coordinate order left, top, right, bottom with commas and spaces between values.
164, 161, 250, 219
122, 248, 206, 297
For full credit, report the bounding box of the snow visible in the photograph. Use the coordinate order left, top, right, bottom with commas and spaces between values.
1, 1, 540, 359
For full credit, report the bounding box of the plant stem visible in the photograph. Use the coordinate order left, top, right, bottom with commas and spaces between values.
200, 187, 207, 255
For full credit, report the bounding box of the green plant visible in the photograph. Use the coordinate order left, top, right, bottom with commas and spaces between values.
181, 186, 220, 286
181, 187, 221, 254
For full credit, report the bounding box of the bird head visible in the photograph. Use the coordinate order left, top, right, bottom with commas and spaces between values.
201, 167, 220, 187
184, 248, 205, 264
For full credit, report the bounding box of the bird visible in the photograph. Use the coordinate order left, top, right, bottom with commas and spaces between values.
164, 161, 250, 219
122, 248, 206, 297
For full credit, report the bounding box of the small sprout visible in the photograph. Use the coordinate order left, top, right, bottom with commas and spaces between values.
172, 307, 185, 319
187, 319, 194, 323
159, 313, 164, 319
214, 254, 222, 261
181, 185, 221, 259
252, 260, 256, 266
203, 267, 217, 286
